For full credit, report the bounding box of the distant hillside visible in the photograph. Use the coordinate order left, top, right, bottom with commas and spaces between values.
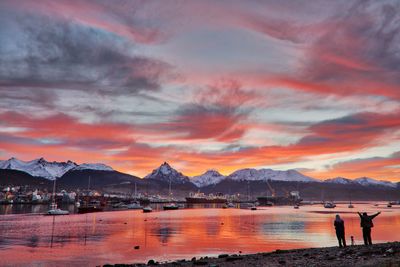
57, 169, 142, 190
201, 180, 400, 201
1, 157, 399, 200
0, 169, 51, 188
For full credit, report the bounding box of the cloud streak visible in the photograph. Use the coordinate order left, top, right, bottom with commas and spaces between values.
0, 0, 399, 180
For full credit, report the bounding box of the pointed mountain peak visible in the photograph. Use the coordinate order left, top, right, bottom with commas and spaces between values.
37, 157, 47, 164
203, 169, 223, 175
160, 161, 173, 169
191, 170, 226, 187
144, 162, 189, 184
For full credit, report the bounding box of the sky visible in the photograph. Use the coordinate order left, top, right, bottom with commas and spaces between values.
0, 0, 399, 181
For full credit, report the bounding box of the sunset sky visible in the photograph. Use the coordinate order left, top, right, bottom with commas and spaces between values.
0, 0, 399, 181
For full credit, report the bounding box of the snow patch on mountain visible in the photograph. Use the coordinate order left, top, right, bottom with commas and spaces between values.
0, 157, 77, 180
144, 162, 190, 184
72, 163, 114, 171
191, 170, 226, 187
354, 177, 396, 188
324, 177, 355, 184
324, 176, 396, 188
0, 157, 114, 180
226, 168, 318, 182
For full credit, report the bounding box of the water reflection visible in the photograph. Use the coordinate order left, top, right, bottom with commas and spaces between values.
0, 203, 398, 266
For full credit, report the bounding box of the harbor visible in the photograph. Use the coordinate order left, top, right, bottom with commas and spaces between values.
0, 202, 399, 266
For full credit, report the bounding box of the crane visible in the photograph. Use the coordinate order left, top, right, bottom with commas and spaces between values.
266, 179, 275, 197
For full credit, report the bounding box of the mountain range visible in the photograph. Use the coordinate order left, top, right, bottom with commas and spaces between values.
0, 157, 113, 180
0, 158, 398, 195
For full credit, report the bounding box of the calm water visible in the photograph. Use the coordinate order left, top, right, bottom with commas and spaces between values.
0, 203, 399, 266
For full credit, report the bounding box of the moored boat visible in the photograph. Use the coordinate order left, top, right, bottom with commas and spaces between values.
324, 202, 336, 208
46, 178, 69, 216
78, 200, 103, 214
163, 203, 179, 210
127, 202, 143, 209
143, 206, 153, 213
46, 203, 69, 215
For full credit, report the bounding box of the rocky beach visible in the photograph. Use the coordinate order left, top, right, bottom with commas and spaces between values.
104, 242, 400, 267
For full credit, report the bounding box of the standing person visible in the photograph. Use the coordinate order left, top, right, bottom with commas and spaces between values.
357, 211, 381, 245
334, 214, 346, 247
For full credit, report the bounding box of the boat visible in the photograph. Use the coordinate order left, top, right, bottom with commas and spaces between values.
257, 182, 302, 206
387, 203, 392, 208
46, 203, 69, 215
163, 203, 179, 210
127, 202, 143, 209
163, 178, 180, 210
294, 204, 300, 209
186, 192, 227, 203
45, 178, 69, 216
324, 202, 336, 208
78, 201, 104, 214
143, 206, 153, 213
112, 202, 128, 209
77, 176, 104, 214
249, 204, 257, 210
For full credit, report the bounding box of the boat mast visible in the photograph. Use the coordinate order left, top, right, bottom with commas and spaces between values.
134, 182, 137, 199
169, 178, 172, 199
52, 178, 57, 205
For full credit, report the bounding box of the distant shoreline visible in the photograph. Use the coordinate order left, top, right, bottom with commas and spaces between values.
104, 242, 400, 266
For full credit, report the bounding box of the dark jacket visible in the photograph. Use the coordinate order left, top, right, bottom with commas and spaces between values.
358, 212, 380, 228
334, 219, 345, 233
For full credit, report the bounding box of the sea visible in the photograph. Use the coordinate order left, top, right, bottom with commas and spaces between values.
0, 202, 399, 266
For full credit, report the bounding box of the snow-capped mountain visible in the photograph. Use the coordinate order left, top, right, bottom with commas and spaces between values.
324, 177, 355, 184
0, 157, 77, 180
72, 163, 113, 171
191, 170, 226, 187
354, 177, 397, 188
144, 162, 190, 184
323, 176, 396, 188
226, 168, 317, 182
0, 157, 114, 180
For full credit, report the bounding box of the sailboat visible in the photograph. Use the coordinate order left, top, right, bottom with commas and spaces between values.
128, 183, 143, 209
77, 176, 103, 214
348, 200, 354, 208
46, 178, 69, 215
163, 178, 179, 210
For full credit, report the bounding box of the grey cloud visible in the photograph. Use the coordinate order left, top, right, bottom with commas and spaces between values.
303, 0, 400, 96
0, 12, 171, 108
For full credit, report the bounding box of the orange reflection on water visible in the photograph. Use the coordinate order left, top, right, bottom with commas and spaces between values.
0, 203, 399, 266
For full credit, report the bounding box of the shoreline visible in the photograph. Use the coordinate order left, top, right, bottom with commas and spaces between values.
104, 242, 400, 266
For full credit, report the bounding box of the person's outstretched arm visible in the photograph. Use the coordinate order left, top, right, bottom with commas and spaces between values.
357, 212, 362, 218
371, 211, 381, 219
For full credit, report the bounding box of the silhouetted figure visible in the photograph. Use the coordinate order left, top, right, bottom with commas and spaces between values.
334, 214, 346, 247
357, 211, 381, 245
